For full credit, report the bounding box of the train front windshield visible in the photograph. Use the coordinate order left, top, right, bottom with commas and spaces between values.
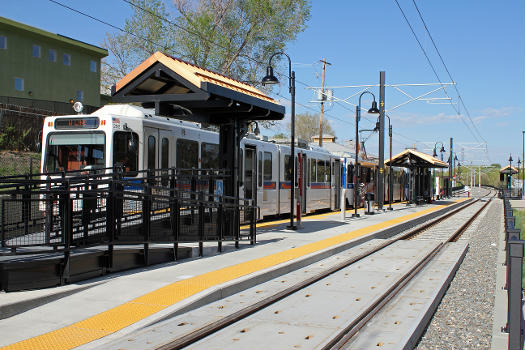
44, 133, 105, 172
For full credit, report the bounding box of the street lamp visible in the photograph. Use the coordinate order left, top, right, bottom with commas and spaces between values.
509, 154, 513, 191
353, 91, 380, 218
433, 142, 446, 199
262, 52, 297, 229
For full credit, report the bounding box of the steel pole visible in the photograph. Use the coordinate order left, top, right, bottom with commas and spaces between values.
388, 123, 393, 210
353, 105, 360, 218
288, 70, 296, 229
378, 71, 385, 210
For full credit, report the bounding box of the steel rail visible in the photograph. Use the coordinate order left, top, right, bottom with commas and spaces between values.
158, 189, 493, 350
327, 190, 495, 350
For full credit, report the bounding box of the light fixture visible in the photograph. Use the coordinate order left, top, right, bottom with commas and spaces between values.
261, 66, 279, 85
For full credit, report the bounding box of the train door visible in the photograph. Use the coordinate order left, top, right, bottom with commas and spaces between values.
301, 153, 307, 214
244, 145, 257, 217
159, 130, 171, 186
144, 127, 160, 175
257, 150, 263, 219
333, 159, 341, 210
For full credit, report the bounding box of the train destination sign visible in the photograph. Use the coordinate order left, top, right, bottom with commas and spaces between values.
55, 117, 100, 130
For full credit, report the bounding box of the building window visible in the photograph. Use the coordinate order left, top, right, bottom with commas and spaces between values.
32, 44, 41, 58
0, 36, 6, 49
48, 49, 56, 62
63, 53, 71, 66
76, 90, 84, 102
14, 77, 24, 91
90, 60, 97, 72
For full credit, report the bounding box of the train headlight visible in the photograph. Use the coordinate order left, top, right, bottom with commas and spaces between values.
73, 101, 84, 114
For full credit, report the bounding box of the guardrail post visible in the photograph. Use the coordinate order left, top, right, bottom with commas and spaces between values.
235, 204, 240, 249
22, 174, 30, 236
106, 172, 115, 270
198, 191, 204, 257
507, 240, 524, 350
1, 198, 5, 248
169, 168, 178, 260
61, 180, 72, 285
250, 199, 256, 245
143, 170, 152, 266
45, 180, 52, 245
217, 195, 223, 253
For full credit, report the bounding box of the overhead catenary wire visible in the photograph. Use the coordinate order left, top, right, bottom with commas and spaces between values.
393, 0, 482, 144
410, 0, 490, 162
47, 0, 420, 150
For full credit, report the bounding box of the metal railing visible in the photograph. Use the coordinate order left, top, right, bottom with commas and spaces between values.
0, 166, 257, 270
502, 191, 524, 350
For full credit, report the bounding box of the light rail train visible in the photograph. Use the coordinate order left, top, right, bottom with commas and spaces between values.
40, 104, 407, 220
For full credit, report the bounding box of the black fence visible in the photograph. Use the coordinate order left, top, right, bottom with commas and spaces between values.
0, 167, 257, 259
501, 191, 524, 350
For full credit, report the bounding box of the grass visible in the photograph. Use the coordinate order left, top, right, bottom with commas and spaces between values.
513, 208, 525, 283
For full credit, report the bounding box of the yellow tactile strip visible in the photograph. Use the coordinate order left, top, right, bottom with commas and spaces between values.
1, 198, 466, 350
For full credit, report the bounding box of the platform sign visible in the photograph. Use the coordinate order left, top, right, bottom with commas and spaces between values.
215, 179, 223, 201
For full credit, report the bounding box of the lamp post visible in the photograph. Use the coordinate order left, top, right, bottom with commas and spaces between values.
433, 142, 446, 199
518, 158, 521, 196
453, 154, 458, 188
262, 52, 296, 229
509, 154, 513, 191
522, 131, 524, 199
353, 91, 380, 218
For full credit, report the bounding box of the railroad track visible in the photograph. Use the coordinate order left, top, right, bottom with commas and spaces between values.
110, 188, 495, 350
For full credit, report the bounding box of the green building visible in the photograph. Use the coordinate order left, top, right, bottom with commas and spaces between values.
0, 16, 108, 111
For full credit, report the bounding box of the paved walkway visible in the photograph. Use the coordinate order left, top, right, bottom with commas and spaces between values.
0, 195, 477, 350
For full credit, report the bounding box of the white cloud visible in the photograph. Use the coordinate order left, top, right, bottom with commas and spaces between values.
394, 112, 463, 125
473, 106, 516, 123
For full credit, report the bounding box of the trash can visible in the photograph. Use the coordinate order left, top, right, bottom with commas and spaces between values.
365, 192, 375, 215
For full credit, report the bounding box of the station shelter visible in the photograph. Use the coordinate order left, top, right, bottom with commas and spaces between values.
386, 149, 449, 204
500, 165, 519, 190
110, 51, 285, 200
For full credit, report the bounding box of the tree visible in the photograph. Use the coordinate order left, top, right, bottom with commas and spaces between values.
286, 112, 335, 142
102, 0, 311, 92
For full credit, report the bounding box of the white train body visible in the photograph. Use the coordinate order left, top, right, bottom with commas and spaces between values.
40, 104, 405, 220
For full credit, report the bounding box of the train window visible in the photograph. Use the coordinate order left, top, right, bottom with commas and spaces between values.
264, 152, 272, 181
310, 159, 316, 184
201, 142, 219, 169
161, 138, 169, 185
113, 131, 138, 175
327, 161, 331, 182
161, 138, 169, 169
176, 139, 198, 172
147, 135, 156, 171
347, 164, 353, 184
307, 159, 310, 186
45, 132, 105, 173
317, 159, 324, 182
284, 155, 292, 182
258, 151, 263, 186
240, 148, 243, 186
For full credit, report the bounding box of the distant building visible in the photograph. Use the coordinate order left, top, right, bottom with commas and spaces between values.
0, 16, 108, 113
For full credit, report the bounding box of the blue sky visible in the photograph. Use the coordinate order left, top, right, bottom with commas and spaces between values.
3, 0, 524, 166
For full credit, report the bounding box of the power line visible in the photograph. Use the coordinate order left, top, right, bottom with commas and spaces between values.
393, 0, 482, 143
48, 0, 421, 149
411, 0, 487, 144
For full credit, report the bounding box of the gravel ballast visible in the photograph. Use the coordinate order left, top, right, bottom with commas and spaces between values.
415, 199, 503, 350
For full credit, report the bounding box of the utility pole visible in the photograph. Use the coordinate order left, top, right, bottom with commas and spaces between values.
378, 71, 386, 210
318, 58, 331, 147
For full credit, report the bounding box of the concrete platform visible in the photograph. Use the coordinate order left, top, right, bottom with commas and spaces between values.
0, 193, 482, 350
